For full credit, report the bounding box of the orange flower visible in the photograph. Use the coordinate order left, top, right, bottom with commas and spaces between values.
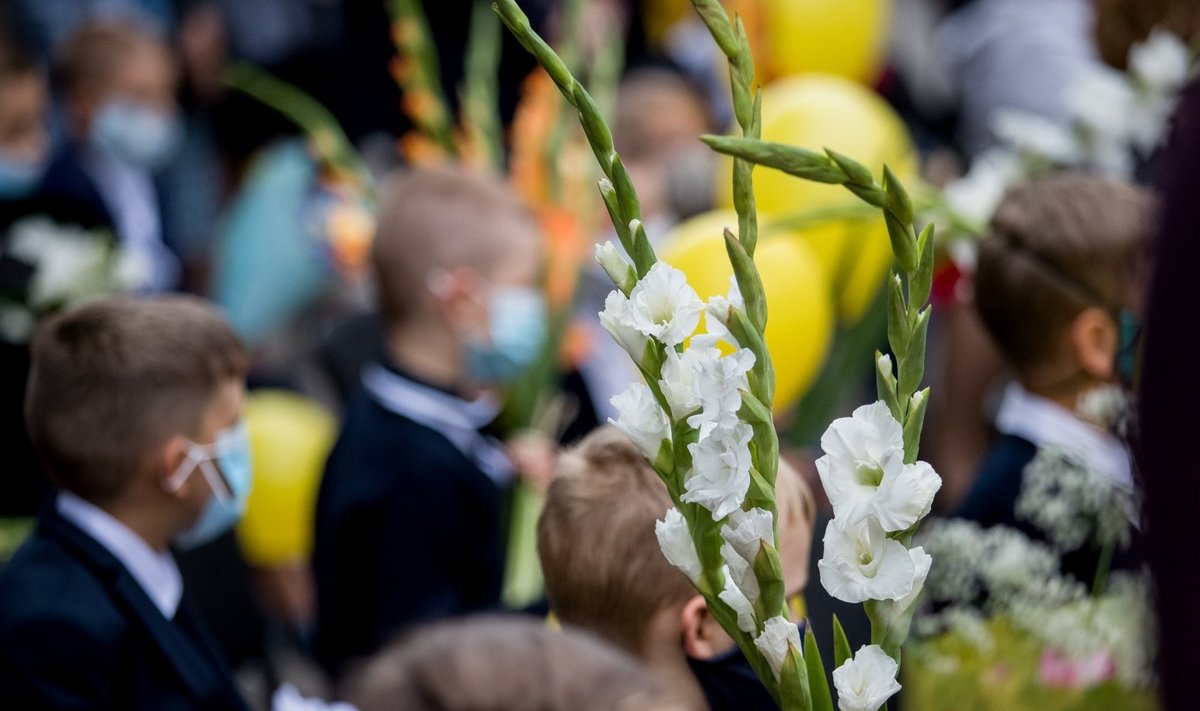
399, 131, 451, 166
538, 206, 589, 308
389, 55, 416, 85
509, 71, 561, 206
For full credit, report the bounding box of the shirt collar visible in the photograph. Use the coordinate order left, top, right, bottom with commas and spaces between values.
995, 382, 1132, 489
56, 491, 183, 618
362, 363, 513, 485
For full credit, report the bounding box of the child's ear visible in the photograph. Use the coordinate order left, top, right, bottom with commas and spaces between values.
679, 594, 733, 660
155, 435, 193, 497
1069, 307, 1119, 381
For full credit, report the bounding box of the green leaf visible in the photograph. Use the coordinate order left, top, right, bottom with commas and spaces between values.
883, 211, 918, 275
899, 307, 930, 396
779, 643, 812, 711
909, 223, 936, 308
723, 228, 769, 335
903, 387, 930, 464
804, 626, 834, 711
824, 148, 874, 188
833, 615, 853, 669
886, 273, 908, 364
883, 164, 915, 225
700, 135, 846, 183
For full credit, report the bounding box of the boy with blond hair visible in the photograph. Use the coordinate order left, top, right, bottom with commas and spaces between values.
538, 426, 814, 711
314, 167, 548, 678
959, 174, 1154, 531
0, 296, 251, 709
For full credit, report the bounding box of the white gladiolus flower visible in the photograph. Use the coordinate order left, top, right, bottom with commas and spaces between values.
705, 276, 745, 346
888, 546, 933, 619
754, 616, 802, 680
609, 382, 671, 461
721, 507, 774, 563
656, 508, 702, 584
687, 347, 755, 431
719, 508, 774, 603
0, 303, 35, 343
626, 261, 705, 347
599, 290, 651, 363
659, 340, 719, 420
1069, 67, 1136, 140
595, 241, 636, 289
833, 645, 902, 711
1129, 30, 1190, 93
683, 422, 753, 519
719, 568, 758, 633
817, 401, 941, 532
818, 518, 917, 603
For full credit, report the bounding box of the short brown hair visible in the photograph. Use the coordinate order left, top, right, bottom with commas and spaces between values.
53, 20, 163, 96
343, 615, 680, 711
372, 167, 540, 324
537, 427, 696, 654
25, 296, 248, 504
973, 174, 1155, 372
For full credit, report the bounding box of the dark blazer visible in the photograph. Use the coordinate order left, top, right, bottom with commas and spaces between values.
313, 382, 508, 679
36, 143, 115, 230
0, 504, 249, 710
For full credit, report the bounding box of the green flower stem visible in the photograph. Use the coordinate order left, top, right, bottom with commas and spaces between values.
223, 63, 372, 192
388, 0, 457, 154
461, 0, 504, 173
493, 0, 656, 277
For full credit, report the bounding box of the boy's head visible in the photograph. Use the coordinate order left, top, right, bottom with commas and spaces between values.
973, 174, 1155, 394
26, 297, 248, 545
55, 21, 180, 168
0, 35, 49, 197
344, 615, 684, 711
538, 427, 813, 664
372, 167, 545, 386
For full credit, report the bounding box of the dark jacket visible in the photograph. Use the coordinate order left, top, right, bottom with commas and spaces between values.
313, 368, 508, 679
0, 504, 249, 710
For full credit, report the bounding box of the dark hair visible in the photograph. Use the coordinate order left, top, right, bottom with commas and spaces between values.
25, 296, 248, 504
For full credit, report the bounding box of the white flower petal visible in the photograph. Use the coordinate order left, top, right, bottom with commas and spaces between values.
627, 262, 704, 347
682, 423, 753, 520
718, 568, 758, 633
609, 382, 671, 461
754, 616, 802, 680
656, 508, 702, 584
833, 645, 902, 711
818, 519, 917, 603
873, 460, 942, 532
686, 347, 755, 431
599, 290, 651, 364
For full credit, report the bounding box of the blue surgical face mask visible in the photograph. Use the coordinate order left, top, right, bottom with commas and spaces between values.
166, 422, 253, 550
0, 155, 45, 199
1115, 310, 1142, 383
91, 100, 182, 170
465, 286, 548, 384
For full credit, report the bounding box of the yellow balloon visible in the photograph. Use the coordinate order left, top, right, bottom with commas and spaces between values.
661, 210, 834, 412
719, 75, 916, 321
762, 0, 891, 82
237, 390, 337, 567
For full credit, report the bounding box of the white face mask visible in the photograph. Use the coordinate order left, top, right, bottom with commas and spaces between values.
90, 100, 182, 170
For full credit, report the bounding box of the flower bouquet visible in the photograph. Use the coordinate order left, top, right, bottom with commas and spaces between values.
493, 0, 944, 707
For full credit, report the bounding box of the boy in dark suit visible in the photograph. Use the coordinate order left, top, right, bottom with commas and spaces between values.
0, 296, 252, 710
40, 20, 183, 292
957, 175, 1153, 532
313, 167, 547, 678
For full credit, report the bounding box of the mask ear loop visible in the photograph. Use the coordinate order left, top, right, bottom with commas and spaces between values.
164, 444, 205, 493
196, 458, 234, 504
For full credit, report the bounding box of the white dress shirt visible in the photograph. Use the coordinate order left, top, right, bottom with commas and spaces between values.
57, 491, 183, 619
994, 382, 1133, 490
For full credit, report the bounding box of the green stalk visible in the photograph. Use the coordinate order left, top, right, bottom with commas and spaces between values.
388, 0, 458, 155
461, 0, 505, 173
492, 0, 656, 277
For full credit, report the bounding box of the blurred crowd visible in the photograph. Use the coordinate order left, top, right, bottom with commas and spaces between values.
0, 0, 1196, 709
